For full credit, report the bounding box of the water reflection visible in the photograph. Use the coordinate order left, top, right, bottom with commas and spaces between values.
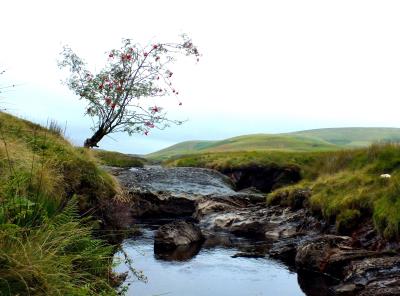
114, 226, 307, 296
154, 242, 203, 261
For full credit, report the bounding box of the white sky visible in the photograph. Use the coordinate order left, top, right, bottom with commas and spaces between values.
1, 0, 400, 154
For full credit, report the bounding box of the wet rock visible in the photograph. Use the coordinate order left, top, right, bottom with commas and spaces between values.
194, 197, 249, 219
295, 235, 352, 272
269, 235, 317, 264
129, 191, 197, 218
200, 206, 270, 238
231, 252, 265, 258
113, 166, 264, 219
118, 166, 237, 197
154, 221, 204, 250
333, 256, 400, 296
295, 235, 387, 277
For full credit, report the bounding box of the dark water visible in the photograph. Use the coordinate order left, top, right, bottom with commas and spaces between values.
114, 226, 306, 296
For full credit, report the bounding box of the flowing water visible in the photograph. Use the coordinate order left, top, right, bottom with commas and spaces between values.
114, 225, 306, 296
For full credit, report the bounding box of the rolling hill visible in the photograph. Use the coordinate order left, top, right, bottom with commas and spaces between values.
146, 127, 400, 161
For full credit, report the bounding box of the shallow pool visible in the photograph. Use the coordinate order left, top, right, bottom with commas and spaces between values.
114, 226, 306, 296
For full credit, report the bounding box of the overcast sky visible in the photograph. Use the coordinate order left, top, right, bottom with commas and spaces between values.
1, 0, 400, 154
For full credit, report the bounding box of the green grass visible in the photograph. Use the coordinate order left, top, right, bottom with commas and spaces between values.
265, 144, 400, 240
0, 111, 123, 295
147, 127, 400, 161
147, 134, 337, 161
93, 149, 145, 168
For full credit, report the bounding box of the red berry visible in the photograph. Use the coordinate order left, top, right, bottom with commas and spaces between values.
144, 52, 148, 57
109, 53, 114, 58
153, 44, 158, 49
179, 102, 182, 106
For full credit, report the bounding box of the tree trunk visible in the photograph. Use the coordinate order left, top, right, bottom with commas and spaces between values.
83, 128, 107, 148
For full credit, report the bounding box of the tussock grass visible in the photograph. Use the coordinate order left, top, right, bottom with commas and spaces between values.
0, 199, 116, 295
267, 144, 400, 240
0, 112, 123, 295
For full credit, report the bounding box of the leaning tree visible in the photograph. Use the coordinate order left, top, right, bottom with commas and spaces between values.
58, 35, 200, 148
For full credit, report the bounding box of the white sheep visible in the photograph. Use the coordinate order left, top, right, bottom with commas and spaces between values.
380, 173, 391, 179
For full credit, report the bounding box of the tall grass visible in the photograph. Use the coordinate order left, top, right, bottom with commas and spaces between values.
0, 112, 125, 295
0, 198, 116, 295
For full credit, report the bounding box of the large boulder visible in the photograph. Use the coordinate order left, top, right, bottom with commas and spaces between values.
154, 221, 204, 250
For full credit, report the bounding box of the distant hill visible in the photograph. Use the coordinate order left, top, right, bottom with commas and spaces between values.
289, 127, 400, 147
146, 127, 400, 161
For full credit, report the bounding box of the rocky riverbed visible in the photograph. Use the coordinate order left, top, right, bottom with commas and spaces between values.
109, 166, 400, 296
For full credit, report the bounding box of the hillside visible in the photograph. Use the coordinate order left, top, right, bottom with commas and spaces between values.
146, 127, 400, 160
290, 127, 400, 147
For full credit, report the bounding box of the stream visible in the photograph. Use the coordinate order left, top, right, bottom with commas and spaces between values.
111, 166, 333, 296
114, 224, 305, 296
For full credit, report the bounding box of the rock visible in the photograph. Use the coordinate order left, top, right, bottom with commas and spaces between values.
128, 191, 197, 218
154, 221, 204, 250
113, 166, 264, 219
194, 197, 249, 219
231, 252, 265, 259
295, 235, 352, 272
295, 235, 388, 279
333, 255, 400, 296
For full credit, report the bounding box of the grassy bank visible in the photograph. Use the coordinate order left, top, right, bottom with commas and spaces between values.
93, 149, 145, 168
166, 145, 400, 240
0, 112, 122, 295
